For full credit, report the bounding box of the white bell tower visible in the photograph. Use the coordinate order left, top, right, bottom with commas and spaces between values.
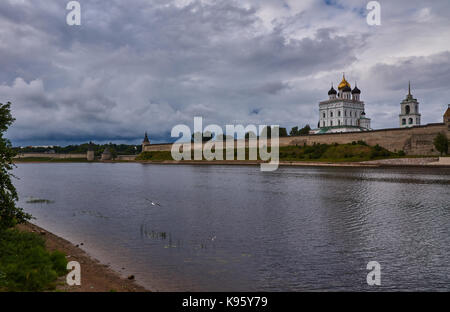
399, 82, 421, 128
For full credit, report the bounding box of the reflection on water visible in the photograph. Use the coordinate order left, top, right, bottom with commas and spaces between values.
13, 163, 450, 291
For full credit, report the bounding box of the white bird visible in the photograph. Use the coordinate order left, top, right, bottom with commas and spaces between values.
145, 198, 161, 207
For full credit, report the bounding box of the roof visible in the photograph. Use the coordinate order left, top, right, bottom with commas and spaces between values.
338, 75, 351, 90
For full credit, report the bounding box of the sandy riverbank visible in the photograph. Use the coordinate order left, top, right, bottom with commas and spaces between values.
133, 157, 449, 168
14, 157, 450, 167
17, 222, 149, 292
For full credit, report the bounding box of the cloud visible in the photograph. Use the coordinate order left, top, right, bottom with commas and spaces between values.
0, 0, 449, 145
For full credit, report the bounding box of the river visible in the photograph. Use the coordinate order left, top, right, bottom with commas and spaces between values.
13, 163, 450, 291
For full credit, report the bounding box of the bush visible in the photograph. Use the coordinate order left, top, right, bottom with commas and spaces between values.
136, 151, 173, 161
357, 140, 368, 146
0, 229, 67, 291
433, 133, 448, 155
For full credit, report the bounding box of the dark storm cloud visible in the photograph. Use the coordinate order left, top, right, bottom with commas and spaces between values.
1, 0, 449, 145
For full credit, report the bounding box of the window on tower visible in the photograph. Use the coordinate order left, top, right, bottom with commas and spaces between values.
405, 105, 410, 114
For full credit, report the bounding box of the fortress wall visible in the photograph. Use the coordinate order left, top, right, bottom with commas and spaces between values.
282, 123, 448, 155
14, 153, 87, 159
143, 123, 449, 156
116, 155, 138, 161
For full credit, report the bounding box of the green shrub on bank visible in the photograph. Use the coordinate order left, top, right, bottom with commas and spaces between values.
136, 151, 173, 161
279, 142, 396, 161
0, 228, 67, 292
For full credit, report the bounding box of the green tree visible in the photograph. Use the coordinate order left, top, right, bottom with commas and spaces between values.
433, 133, 448, 155
289, 126, 299, 136
0, 102, 31, 229
298, 125, 311, 135
290, 125, 311, 136
279, 127, 288, 137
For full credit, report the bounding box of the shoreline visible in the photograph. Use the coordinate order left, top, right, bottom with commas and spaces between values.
13, 157, 450, 168
17, 222, 149, 292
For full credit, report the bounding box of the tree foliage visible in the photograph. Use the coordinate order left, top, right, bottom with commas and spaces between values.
279, 127, 288, 137
0, 102, 31, 229
290, 125, 311, 136
433, 133, 448, 155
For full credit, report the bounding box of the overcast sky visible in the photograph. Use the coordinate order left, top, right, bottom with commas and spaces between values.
1, 0, 450, 146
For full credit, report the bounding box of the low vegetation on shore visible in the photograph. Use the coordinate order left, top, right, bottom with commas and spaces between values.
136, 141, 402, 162
0, 228, 67, 291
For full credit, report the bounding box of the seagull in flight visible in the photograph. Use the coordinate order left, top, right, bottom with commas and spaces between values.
145, 198, 161, 207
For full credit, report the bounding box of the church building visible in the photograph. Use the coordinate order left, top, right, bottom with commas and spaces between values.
312, 75, 371, 134
399, 82, 421, 128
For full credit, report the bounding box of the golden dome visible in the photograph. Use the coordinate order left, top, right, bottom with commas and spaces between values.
338, 74, 351, 90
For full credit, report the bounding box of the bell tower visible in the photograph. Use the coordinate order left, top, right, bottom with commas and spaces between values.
142, 132, 151, 152
399, 82, 421, 128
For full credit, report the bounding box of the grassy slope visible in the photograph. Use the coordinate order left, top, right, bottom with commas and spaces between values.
0, 228, 67, 292
136, 142, 402, 162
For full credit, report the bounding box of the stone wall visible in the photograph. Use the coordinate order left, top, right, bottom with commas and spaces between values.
116, 155, 137, 161
143, 122, 449, 156
282, 123, 448, 155
14, 153, 87, 159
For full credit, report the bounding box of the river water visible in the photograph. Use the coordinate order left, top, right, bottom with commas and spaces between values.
13, 163, 450, 291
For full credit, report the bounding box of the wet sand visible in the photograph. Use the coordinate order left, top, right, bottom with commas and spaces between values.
17, 222, 149, 292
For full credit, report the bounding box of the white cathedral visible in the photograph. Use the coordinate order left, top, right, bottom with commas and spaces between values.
311, 75, 422, 134
312, 74, 371, 134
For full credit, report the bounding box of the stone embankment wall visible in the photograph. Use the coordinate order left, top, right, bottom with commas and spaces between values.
14, 153, 87, 159
282, 123, 448, 155
143, 122, 449, 156
116, 155, 137, 161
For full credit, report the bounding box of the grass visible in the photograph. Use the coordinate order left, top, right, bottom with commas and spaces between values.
26, 199, 54, 204
136, 151, 173, 161
0, 228, 67, 292
279, 142, 396, 162
136, 142, 402, 162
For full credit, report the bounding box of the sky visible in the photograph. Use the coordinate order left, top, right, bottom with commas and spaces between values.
1, 0, 450, 146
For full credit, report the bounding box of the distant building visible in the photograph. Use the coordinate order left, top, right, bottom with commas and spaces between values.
101, 147, 112, 161
87, 145, 95, 161
313, 74, 371, 134
399, 82, 421, 128
445, 104, 450, 126
142, 132, 151, 151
